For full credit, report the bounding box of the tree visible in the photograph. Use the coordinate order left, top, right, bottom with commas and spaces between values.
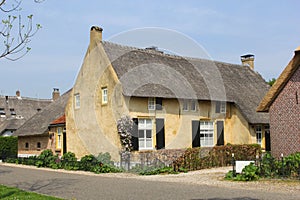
267, 78, 276, 86
0, 0, 43, 61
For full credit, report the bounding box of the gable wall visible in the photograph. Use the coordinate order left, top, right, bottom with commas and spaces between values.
269, 66, 300, 157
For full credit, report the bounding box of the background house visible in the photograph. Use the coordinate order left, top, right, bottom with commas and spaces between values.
257, 47, 300, 157
0, 90, 52, 136
65, 26, 270, 161
13, 89, 70, 157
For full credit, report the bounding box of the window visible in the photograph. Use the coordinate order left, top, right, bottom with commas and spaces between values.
148, 97, 155, 110
57, 128, 62, 149
256, 126, 262, 145
102, 87, 108, 104
0, 108, 5, 118
138, 119, 153, 149
25, 142, 29, 149
183, 100, 188, 111
74, 94, 80, 109
220, 102, 226, 113
37, 142, 41, 149
10, 108, 16, 116
216, 101, 226, 113
190, 100, 197, 111
200, 121, 214, 147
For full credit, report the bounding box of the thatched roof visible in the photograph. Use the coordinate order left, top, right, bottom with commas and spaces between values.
0, 96, 52, 134
103, 42, 270, 124
257, 49, 300, 112
13, 90, 71, 137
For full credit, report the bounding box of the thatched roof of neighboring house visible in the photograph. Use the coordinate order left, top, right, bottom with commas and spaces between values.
0, 95, 52, 134
13, 90, 71, 137
257, 48, 300, 112
103, 42, 270, 124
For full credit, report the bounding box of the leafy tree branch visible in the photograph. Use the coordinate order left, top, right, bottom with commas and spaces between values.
0, 0, 43, 61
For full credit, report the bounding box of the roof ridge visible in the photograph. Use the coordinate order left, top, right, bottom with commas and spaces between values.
103, 40, 245, 67
0, 95, 52, 102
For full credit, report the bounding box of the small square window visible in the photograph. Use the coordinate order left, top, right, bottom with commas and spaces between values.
102, 88, 108, 104
74, 94, 80, 109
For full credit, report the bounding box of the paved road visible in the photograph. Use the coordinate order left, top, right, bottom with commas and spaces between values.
0, 164, 299, 200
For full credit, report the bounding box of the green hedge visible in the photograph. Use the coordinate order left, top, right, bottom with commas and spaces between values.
172, 144, 261, 171
0, 136, 18, 160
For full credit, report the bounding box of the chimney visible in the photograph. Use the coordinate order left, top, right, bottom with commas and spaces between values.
89, 26, 103, 51
52, 88, 60, 101
241, 54, 255, 70
295, 46, 300, 54
16, 90, 20, 97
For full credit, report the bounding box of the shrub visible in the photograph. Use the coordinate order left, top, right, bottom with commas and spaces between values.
0, 136, 17, 160
61, 152, 79, 170
131, 165, 179, 175
225, 163, 259, 181
96, 152, 113, 165
79, 154, 98, 171
35, 149, 59, 168
172, 144, 261, 172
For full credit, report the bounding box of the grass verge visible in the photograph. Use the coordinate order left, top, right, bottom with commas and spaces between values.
0, 184, 62, 200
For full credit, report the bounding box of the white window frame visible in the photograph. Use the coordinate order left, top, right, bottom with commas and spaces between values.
74, 94, 80, 109
57, 128, 62, 149
138, 119, 153, 150
102, 87, 108, 104
190, 100, 197, 111
220, 102, 226, 113
148, 97, 155, 110
200, 121, 214, 147
182, 100, 189, 111
256, 126, 262, 145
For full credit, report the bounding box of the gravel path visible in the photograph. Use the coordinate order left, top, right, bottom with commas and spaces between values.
1, 163, 300, 199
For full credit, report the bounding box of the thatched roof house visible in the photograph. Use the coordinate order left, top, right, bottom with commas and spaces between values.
14, 90, 71, 137
0, 91, 52, 136
103, 41, 270, 124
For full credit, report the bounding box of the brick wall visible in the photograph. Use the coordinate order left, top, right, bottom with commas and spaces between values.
270, 66, 300, 157
18, 135, 49, 156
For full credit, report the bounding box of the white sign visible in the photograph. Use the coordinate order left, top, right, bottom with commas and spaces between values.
236, 161, 254, 173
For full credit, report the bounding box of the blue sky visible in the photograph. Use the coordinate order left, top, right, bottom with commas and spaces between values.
1, 0, 299, 98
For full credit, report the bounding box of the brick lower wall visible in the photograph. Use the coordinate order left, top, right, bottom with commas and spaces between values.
18, 135, 49, 156
270, 66, 300, 158
124, 148, 212, 167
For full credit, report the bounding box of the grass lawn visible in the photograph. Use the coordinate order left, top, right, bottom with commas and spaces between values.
0, 184, 63, 200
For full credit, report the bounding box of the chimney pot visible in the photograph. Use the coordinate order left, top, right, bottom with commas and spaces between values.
241, 54, 255, 70
52, 88, 60, 101
295, 46, 300, 54
16, 90, 20, 97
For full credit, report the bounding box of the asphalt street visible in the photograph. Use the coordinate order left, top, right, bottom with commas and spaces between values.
0, 164, 299, 200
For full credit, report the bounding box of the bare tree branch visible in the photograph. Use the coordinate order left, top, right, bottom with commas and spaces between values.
0, 0, 42, 61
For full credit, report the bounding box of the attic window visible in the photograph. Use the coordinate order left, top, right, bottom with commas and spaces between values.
0, 108, 5, 117
148, 97, 155, 110
215, 101, 226, 114
74, 93, 80, 109
10, 108, 16, 115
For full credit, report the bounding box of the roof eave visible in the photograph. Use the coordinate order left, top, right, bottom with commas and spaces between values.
257, 52, 300, 112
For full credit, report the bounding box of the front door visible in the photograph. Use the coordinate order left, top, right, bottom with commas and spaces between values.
265, 126, 271, 151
